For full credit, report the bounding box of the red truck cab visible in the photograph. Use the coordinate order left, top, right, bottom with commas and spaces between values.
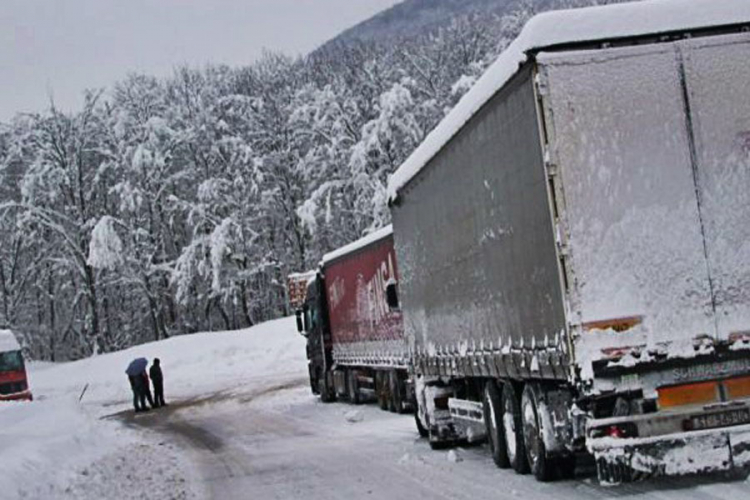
0, 329, 32, 402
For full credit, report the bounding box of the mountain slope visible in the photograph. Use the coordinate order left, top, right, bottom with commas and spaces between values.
322, 0, 517, 47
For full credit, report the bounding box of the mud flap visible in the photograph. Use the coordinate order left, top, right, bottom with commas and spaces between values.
593, 432, 733, 485
729, 428, 750, 468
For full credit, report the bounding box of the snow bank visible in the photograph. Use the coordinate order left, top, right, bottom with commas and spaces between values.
0, 397, 119, 497
0, 329, 20, 352
30, 316, 304, 406
387, 0, 750, 200
322, 224, 393, 265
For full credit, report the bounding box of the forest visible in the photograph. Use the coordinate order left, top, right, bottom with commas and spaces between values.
0, 0, 620, 360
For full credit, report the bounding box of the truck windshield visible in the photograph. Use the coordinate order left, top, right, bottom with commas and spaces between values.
305, 306, 320, 331
0, 351, 23, 372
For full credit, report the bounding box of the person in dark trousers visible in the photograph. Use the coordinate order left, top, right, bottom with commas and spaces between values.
150, 358, 166, 408
142, 371, 155, 408
129, 373, 150, 412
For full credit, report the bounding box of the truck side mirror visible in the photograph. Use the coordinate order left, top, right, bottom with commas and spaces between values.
295, 310, 306, 335
386, 282, 400, 310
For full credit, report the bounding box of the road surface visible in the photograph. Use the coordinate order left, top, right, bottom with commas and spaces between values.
121, 375, 750, 500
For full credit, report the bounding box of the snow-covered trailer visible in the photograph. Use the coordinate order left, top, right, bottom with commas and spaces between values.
388, 0, 750, 483
296, 226, 411, 412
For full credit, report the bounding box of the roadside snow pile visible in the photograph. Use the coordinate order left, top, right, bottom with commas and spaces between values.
345, 409, 365, 423
0, 395, 202, 500
0, 316, 304, 500
447, 449, 463, 463
29, 316, 305, 406
0, 397, 113, 497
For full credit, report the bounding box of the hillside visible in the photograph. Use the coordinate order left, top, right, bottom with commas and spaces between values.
322, 0, 519, 47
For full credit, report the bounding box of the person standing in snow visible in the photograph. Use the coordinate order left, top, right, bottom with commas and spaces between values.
128, 375, 141, 412
142, 370, 155, 408
150, 358, 166, 407
129, 373, 150, 412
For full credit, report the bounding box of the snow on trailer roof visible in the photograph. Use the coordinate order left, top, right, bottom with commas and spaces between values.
321, 225, 393, 265
0, 329, 21, 352
387, 0, 750, 201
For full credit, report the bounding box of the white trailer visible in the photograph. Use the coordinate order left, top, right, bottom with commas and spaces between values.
388, 0, 750, 483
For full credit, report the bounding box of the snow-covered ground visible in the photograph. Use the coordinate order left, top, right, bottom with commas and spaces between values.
0, 317, 305, 500
2, 316, 749, 499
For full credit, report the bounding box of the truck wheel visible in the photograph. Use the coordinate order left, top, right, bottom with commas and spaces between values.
376, 371, 389, 410
556, 455, 576, 480
521, 384, 554, 482
413, 385, 429, 437
309, 366, 320, 395
483, 380, 510, 468
502, 382, 529, 474
389, 370, 405, 414
319, 372, 334, 403
347, 369, 361, 404
414, 398, 429, 438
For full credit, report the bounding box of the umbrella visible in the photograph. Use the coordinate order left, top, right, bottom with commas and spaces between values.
125, 357, 148, 376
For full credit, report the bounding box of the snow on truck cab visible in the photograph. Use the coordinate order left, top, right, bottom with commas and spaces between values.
0, 329, 32, 402
293, 225, 412, 413
387, 0, 750, 485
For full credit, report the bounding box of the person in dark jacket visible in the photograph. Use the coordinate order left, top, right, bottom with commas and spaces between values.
149, 358, 166, 407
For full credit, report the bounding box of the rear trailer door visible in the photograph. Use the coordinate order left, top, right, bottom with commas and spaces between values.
681, 33, 750, 343
538, 44, 716, 366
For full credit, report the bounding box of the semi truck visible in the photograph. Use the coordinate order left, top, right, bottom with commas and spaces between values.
387, 0, 750, 483
296, 226, 411, 412
0, 329, 33, 402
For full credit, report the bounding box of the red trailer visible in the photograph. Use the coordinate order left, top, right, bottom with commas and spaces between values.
295, 226, 411, 412
0, 329, 32, 402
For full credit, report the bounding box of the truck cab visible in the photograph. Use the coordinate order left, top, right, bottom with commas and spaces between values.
0, 330, 32, 402
296, 275, 335, 401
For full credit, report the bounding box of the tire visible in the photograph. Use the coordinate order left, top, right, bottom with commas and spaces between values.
389, 371, 405, 414
521, 384, 554, 482
483, 380, 510, 468
556, 455, 576, 480
376, 371, 389, 411
502, 382, 529, 474
319, 372, 334, 403
309, 366, 319, 395
347, 369, 361, 404
414, 402, 429, 437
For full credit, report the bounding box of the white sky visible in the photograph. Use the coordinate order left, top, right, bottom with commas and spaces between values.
0, 0, 401, 120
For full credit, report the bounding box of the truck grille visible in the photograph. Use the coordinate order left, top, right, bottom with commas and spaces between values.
0, 381, 26, 395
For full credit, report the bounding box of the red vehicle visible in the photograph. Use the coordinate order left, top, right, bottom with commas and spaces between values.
295, 225, 411, 413
0, 329, 33, 402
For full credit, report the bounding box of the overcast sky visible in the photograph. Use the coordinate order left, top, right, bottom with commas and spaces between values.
0, 0, 400, 120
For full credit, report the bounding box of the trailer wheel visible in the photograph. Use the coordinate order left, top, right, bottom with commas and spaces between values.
556, 455, 577, 480
389, 370, 405, 414
502, 382, 529, 474
483, 380, 510, 468
376, 371, 389, 410
521, 384, 554, 481
413, 383, 429, 438
347, 369, 361, 404
414, 398, 429, 438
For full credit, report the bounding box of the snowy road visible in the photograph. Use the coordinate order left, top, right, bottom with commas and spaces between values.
9, 317, 749, 499
121, 376, 750, 500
